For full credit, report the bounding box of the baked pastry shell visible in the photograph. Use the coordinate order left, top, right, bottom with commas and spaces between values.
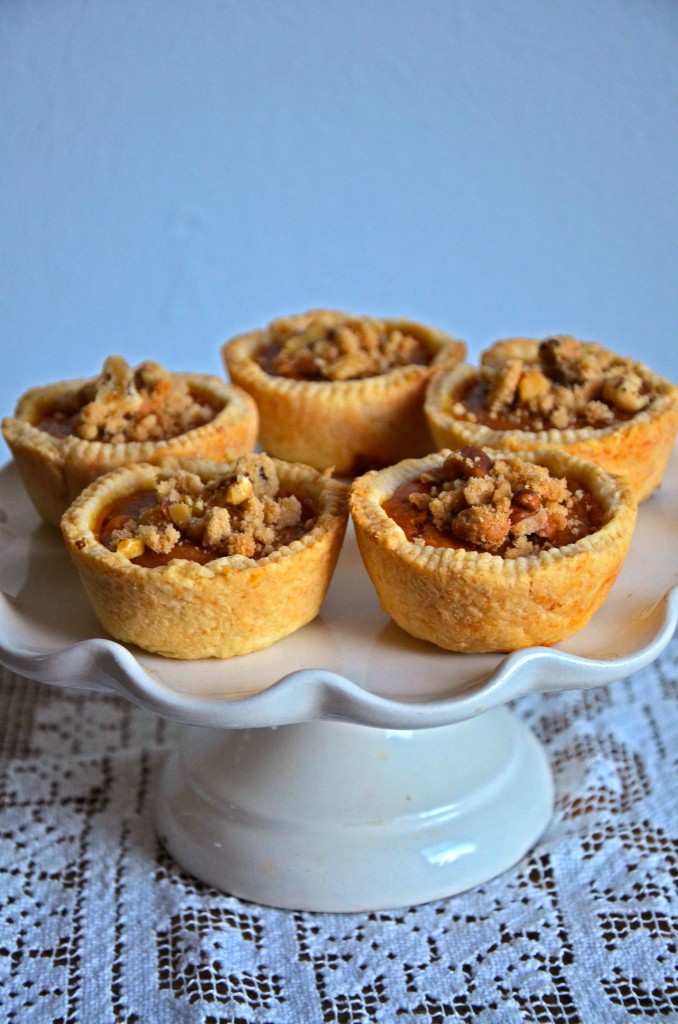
2, 373, 258, 527
60, 458, 348, 660
222, 310, 466, 475
349, 448, 637, 654
425, 357, 678, 503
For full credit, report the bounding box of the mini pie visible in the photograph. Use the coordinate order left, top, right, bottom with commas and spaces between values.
61, 453, 348, 660
349, 445, 637, 653
2, 356, 259, 526
222, 309, 466, 475
424, 335, 678, 502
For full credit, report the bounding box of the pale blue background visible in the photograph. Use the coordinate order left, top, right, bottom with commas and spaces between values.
2, 0, 677, 430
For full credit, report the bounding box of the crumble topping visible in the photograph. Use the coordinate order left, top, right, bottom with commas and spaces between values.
258, 312, 431, 381
42, 356, 217, 442
102, 454, 313, 563
455, 336, 654, 431
384, 445, 603, 558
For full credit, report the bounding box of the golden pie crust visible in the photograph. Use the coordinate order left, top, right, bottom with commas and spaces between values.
349, 448, 637, 653
61, 458, 348, 660
2, 370, 258, 527
425, 338, 678, 503
222, 309, 465, 475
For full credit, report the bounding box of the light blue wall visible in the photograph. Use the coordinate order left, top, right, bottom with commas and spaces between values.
2, 0, 677, 423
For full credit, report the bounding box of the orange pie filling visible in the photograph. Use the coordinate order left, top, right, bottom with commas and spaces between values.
97, 454, 316, 568
256, 312, 432, 382
383, 445, 604, 560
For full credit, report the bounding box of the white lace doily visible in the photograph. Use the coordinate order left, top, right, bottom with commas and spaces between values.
1, 639, 677, 1023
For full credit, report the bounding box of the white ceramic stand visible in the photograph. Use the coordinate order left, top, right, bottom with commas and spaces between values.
156, 709, 553, 912
1, 456, 677, 912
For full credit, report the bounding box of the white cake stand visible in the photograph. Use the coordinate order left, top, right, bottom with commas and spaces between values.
1, 455, 677, 911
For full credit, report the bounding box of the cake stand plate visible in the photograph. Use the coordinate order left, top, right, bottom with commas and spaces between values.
0, 452, 677, 910
156, 711, 553, 912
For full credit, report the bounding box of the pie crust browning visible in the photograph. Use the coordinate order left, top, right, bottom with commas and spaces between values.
2, 369, 258, 526
222, 310, 466, 475
349, 448, 637, 653
425, 339, 678, 503
61, 458, 348, 660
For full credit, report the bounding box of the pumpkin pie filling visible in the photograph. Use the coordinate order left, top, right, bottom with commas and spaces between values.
383, 446, 604, 559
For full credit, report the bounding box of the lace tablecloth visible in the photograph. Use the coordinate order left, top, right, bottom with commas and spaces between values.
1, 638, 677, 1024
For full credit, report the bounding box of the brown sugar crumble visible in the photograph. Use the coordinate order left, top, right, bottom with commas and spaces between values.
38, 356, 217, 442
456, 336, 654, 432
257, 312, 431, 382
100, 454, 315, 565
383, 445, 604, 558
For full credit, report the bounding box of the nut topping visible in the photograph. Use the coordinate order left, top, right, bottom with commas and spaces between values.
513, 488, 542, 512
258, 312, 432, 382
460, 336, 656, 431
442, 446, 494, 480
40, 356, 218, 443
383, 447, 604, 558
101, 454, 313, 564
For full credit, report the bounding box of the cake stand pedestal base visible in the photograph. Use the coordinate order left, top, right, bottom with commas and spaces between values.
155, 706, 553, 912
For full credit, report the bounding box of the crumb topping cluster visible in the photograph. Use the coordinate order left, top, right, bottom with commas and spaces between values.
104, 454, 312, 562
47, 356, 217, 443
389, 446, 602, 558
259, 313, 431, 381
456, 336, 653, 431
